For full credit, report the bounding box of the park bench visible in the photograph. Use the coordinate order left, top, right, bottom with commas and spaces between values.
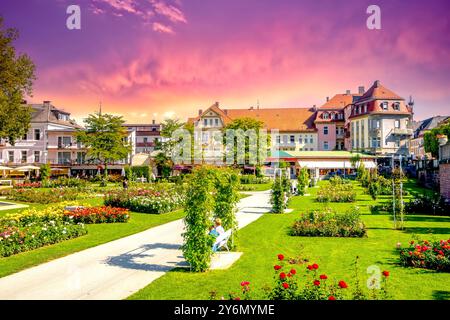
214, 229, 232, 252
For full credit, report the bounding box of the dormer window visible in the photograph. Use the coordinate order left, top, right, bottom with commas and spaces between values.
330, 113, 335, 120
355, 106, 359, 114
381, 102, 388, 110
393, 102, 400, 111
323, 112, 329, 119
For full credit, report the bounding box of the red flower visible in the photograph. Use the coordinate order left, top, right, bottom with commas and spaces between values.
234, 297, 241, 300
328, 296, 336, 300
320, 274, 328, 280
338, 280, 348, 289
382, 271, 389, 277
274, 265, 282, 271
240, 281, 250, 286
307, 265, 313, 270
312, 263, 319, 270
279, 272, 287, 280
287, 273, 292, 278
290, 269, 297, 275
313, 280, 321, 286
282, 282, 289, 289
277, 254, 284, 261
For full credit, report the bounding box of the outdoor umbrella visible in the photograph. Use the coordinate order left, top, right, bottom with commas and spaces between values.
14, 165, 41, 171
0, 165, 12, 178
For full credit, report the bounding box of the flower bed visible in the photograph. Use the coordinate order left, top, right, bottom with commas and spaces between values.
215, 254, 389, 300
104, 188, 184, 214
13, 182, 42, 189
290, 207, 367, 237
399, 239, 450, 272
316, 181, 356, 203
1, 188, 86, 204
0, 204, 87, 257
64, 206, 129, 224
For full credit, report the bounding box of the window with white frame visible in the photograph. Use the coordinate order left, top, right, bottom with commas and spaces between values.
395, 120, 400, 128
34, 129, 41, 140
323, 141, 329, 150
381, 102, 388, 110
21, 151, 27, 163
323, 126, 329, 135
393, 102, 400, 110
8, 151, 14, 162
34, 151, 40, 163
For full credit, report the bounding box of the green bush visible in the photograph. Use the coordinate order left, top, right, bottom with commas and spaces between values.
297, 168, 309, 196
39, 163, 51, 182
316, 182, 356, 203
1, 188, 86, 204
240, 175, 269, 184
291, 207, 367, 237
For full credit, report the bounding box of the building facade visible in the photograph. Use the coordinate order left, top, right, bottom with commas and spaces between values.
0, 101, 85, 169
347, 80, 414, 156
410, 116, 449, 159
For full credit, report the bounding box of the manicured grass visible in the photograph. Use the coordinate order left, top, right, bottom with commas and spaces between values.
0, 198, 185, 278
128, 181, 450, 300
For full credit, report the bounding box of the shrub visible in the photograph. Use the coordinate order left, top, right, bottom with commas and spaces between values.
316, 182, 355, 203
240, 175, 269, 184
13, 182, 42, 189
104, 188, 184, 214
64, 206, 129, 224
270, 173, 290, 213
297, 167, 309, 196
1, 188, 86, 204
42, 177, 88, 189
0, 203, 88, 257
39, 163, 51, 182
405, 193, 450, 216
215, 254, 390, 300
399, 239, 450, 272
291, 207, 367, 237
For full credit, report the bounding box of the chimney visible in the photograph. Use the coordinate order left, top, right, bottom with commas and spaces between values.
374, 80, 380, 87
152, 119, 156, 125
358, 86, 365, 95
43, 100, 51, 107
198, 109, 203, 116
214, 101, 219, 107
326, 97, 329, 102
345, 90, 351, 95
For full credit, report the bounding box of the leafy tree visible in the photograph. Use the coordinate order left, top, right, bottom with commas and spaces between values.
75, 112, 131, 177
297, 167, 310, 196
154, 152, 172, 179
0, 16, 36, 145
223, 117, 267, 167
39, 163, 51, 182
423, 119, 450, 158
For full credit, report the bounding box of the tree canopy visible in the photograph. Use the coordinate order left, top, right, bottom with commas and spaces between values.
423, 119, 450, 158
75, 112, 131, 170
0, 16, 36, 145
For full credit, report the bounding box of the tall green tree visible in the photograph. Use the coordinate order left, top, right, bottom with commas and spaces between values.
0, 16, 36, 145
424, 120, 450, 158
75, 112, 131, 176
223, 117, 267, 167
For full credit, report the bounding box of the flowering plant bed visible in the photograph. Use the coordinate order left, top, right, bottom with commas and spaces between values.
104, 188, 184, 214
214, 254, 389, 300
13, 182, 42, 189
1, 188, 87, 204
399, 239, 450, 272
0, 205, 87, 257
316, 181, 356, 203
64, 206, 129, 224
290, 207, 366, 237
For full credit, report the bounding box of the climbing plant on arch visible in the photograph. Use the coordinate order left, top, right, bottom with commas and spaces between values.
181, 166, 240, 272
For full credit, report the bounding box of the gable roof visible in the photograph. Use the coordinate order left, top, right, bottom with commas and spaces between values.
357, 80, 404, 102
413, 116, 450, 138
320, 94, 359, 110
189, 103, 316, 132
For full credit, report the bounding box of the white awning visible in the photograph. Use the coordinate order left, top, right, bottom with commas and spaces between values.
297, 160, 376, 169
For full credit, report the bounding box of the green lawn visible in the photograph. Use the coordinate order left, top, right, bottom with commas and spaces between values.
0, 197, 185, 278
129, 180, 450, 300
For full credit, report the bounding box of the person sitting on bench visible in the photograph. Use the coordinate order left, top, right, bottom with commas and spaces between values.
209, 218, 225, 252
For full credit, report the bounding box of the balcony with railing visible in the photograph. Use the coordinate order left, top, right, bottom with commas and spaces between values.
391, 128, 413, 136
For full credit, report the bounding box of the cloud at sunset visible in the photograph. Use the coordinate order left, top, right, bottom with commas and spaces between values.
0, 0, 449, 124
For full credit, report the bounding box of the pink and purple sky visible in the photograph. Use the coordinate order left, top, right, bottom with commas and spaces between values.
1, 0, 450, 123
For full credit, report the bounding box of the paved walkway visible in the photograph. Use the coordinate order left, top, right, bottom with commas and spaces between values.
0, 190, 271, 300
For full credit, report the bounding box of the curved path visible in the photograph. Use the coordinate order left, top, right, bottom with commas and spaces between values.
0, 190, 271, 300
